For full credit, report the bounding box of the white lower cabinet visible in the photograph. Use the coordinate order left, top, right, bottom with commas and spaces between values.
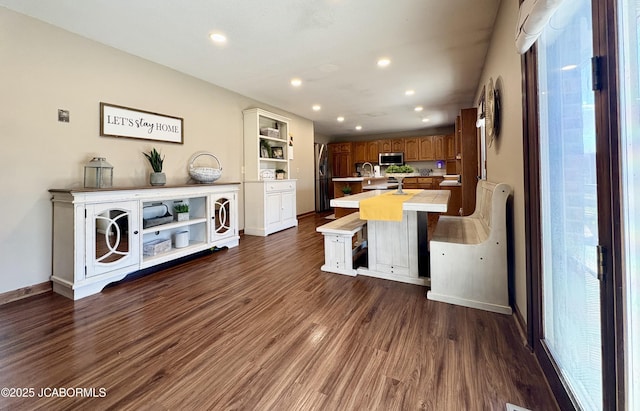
86, 201, 140, 278
210, 191, 239, 246
50, 184, 240, 300
244, 180, 298, 236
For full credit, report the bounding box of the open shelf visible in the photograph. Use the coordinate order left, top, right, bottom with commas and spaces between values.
259, 135, 286, 143
141, 217, 207, 234
141, 240, 208, 267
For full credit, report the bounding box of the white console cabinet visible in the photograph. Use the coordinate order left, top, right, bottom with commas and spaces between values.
50, 184, 239, 300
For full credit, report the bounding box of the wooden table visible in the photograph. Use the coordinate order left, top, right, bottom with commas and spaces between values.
330, 189, 450, 285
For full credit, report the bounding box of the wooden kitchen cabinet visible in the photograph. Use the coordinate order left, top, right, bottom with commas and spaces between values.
379, 139, 392, 153
445, 134, 456, 160
405, 138, 420, 162
329, 142, 353, 177
332, 152, 353, 177
366, 141, 379, 162
419, 137, 435, 160
441, 185, 462, 216
458, 107, 479, 216
391, 139, 404, 152
352, 142, 367, 163
433, 135, 445, 160
402, 177, 435, 189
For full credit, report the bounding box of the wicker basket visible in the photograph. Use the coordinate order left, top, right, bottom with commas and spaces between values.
188, 152, 222, 183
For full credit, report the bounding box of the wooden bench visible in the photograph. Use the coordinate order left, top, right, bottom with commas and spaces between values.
427, 181, 512, 314
316, 212, 367, 276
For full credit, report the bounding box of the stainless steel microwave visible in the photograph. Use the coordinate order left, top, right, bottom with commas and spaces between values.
379, 152, 404, 166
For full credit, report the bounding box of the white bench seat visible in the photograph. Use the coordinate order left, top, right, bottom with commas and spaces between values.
428, 181, 512, 314
316, 212, 367, 276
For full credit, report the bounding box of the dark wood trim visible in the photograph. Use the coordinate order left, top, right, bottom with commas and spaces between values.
536, 340, 580, 409
593, 0, 625, 408
521, 44, 540, 352
0, 282, 52, 306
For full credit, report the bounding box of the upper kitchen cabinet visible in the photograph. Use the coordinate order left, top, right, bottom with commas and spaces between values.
379, 139, 405, 154
366, 141, 379, 162
352, 141, 378, 164
352, 141, 367, 164
433, 135, 445, 160
391, 139, 405, 153
405, 138, 420, 162
379, 139, 392, 153
419, 137, 435, 161
445, 133, 456, 160
329, 142, 353, 177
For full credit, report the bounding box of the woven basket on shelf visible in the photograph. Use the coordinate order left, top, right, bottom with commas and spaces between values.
188, 152, 222, 183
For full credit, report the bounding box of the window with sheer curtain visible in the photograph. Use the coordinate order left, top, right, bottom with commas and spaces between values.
537, 0, 602, 409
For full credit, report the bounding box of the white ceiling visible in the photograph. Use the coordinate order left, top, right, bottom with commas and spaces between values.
0, 0, 501, 137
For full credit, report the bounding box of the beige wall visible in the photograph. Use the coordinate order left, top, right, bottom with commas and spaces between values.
0, 8, 314, 294
474, 0, 528, 320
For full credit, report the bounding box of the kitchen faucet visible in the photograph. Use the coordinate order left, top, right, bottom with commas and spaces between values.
361, 162, 373, 177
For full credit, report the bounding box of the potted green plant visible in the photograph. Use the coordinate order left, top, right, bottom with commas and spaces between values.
143, 148, 165, 186
275, 169, 286, 180
341, 185, 352, 195
173, 203, 189, 221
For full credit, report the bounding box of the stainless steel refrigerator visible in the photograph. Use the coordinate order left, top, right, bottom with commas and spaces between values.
314, 143, 331, 212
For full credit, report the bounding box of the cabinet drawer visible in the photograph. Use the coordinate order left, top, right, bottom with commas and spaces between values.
416, 177, 434, 185
265, 180, 295, 193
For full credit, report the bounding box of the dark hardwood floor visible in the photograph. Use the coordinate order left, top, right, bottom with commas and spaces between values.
0, 213, 558, 410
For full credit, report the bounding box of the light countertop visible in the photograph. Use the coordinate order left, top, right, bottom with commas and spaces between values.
330, 189, 450, 213
332, 176, 387, 183
439, 181, 462, 187
362, 183, 398, 190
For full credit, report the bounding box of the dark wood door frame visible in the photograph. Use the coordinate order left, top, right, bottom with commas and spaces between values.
520, 0, 625, 409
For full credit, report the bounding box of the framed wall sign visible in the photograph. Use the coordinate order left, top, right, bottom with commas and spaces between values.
100, 102, 184, 144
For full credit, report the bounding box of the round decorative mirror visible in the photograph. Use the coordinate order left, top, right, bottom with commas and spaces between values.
486, 77, 495, 140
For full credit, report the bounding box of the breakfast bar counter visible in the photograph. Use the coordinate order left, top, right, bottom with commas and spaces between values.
330, 189, 450, 285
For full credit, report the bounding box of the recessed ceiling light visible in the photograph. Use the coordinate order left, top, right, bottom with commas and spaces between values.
290, 78, 302, 87
312, 104, 321, 111
561, 64, 577, 71
377, 58, 391, 68
209, 32, 227, 43
422, 118, 430, 123
337, 116, 345, 122
355, 125, 363, 131
414, 106, 423, 112
405, 89, 415, 96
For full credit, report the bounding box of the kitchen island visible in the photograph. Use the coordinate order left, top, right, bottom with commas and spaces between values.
330, 189, 450, 285
332, 176, 390, 217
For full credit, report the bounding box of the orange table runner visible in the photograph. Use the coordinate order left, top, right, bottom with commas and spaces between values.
359, 190, 421, 221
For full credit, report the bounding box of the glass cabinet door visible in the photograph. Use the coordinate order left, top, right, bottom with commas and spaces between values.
211, 193, 236, 243
86, 201, 139, 277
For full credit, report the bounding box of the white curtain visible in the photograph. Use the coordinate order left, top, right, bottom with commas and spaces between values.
515, 0, 566, 53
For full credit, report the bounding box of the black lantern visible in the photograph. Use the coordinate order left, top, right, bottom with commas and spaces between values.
84, 157, 113, 188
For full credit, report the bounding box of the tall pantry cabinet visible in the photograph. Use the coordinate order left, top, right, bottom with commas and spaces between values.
457, 107, 479, 216
243, 108, 298, 236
